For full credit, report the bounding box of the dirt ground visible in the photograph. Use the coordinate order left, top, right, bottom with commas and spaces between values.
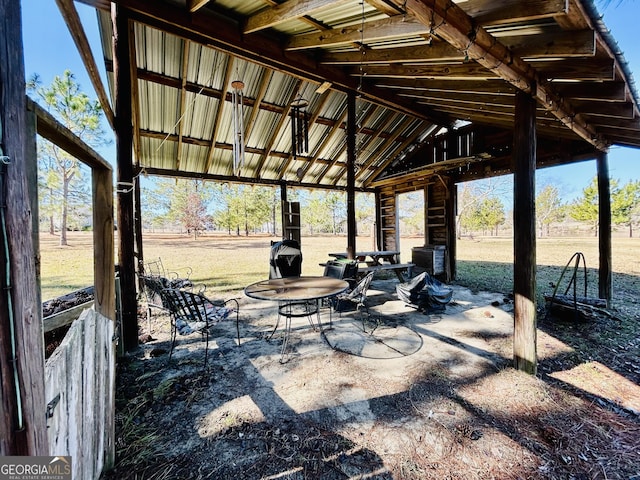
102, 277, 640, 480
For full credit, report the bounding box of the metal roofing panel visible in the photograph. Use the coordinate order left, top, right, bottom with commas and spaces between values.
263, 72, 300, 105
187, 43, 230, 88
180, 144, 209, 173
185, 92, 219, 140
135, 25, 183, 78
245, 109, 276, 148
142, 137, 177, 171
138, 80, 180, 134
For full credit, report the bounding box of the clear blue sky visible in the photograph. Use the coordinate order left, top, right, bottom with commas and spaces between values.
20, 0, 639, 201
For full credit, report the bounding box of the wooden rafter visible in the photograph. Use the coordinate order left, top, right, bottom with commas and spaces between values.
324, 103, 384, 184
254, 79, 303, 179
244, 0, 349, 34
359, 116, 416, 182
244, 70, 273, 140
203, 56, 235, 174
287, 15, 429, 51
357, 63, 499, 80
128, 18, 141, 164
404, 0, 608, 150
277, 90, 332, 181
377, 78, 516, 94
295, 106, 348, 182
56, 0, 115, 129
399, 89, 515, 107
188, 0, 211, 13
459, 0, 567, 26
176, 40, 190, 170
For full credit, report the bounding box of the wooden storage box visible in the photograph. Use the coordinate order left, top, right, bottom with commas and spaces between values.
411, 245, 446, 275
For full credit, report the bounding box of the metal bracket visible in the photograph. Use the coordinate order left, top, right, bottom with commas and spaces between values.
46, 393, 61, 419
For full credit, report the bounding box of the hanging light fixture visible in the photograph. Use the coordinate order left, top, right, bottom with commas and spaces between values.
291, 95, 309, 159
231, 79, 245, 176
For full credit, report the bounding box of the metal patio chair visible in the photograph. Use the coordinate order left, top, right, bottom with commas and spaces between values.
332, 271, 375, 332
144, 257, 193, 289
162, 288, 240, 367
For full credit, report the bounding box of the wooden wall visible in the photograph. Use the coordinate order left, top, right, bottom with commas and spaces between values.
44, 309, 116, 480
376, 173, 455, 281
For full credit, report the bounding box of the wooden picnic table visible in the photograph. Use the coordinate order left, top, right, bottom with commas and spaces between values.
327, 251, 414, 282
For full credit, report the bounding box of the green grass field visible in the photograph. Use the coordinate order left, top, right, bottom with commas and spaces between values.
40, 232, 639, 310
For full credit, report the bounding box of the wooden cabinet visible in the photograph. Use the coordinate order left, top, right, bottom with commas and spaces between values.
282, 201, 301, 244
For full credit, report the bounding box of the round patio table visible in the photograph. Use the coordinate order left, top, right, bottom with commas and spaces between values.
244, 276, 349, 362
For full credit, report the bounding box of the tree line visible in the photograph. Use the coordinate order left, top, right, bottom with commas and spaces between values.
456, 178, 640, 238
31, 71, 640, 242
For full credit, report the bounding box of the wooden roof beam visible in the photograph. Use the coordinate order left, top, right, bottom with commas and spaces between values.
55, 0, 115, 129
405, 0, 608, 150
321, 29, 595, 65
355, 63, 498, 79
101, 0, 450, 126
286, 15, 429, 51
176, 40, 191, 170
554, 81, 627, 101
459, 0, 568, 26
500, 29, 595, 59
276, 89, 333, 180
400, 89, 515, 107
244, 0, 349, 34
254, 79, 303, 178
322, 42, 462, 64
377, 78, 516, 94
187, 0, 211, 13
203, 56, 235, 174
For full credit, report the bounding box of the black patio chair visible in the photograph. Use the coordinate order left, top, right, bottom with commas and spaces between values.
162, 288, 240, 367
332, 271, 375, 332
323, 259, 358, 289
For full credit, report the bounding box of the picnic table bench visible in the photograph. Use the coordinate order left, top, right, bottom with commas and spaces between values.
327, 251, 414, 282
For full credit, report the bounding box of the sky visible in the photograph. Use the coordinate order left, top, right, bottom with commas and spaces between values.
19, 0, 640, 202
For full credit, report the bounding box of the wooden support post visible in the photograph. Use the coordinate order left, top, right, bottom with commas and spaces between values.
0, 0, 48, 455
374, 190, 382, 251
280, 182, 287, 239
597, 152, 612, 305
134, 175, 144, 289
445, 177, 457, 282
92, 167, 115, 322
112, 4, 138, 352
346, 91, 356, 260
513, 89, 537, 375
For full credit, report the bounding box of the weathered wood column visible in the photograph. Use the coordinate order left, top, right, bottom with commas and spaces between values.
445, 177, 457, 282
134, 175, 144, 289
597, 152, 612, 305
346, 91, 357, 259
112, 4, 138, 351
0, 0, 48, 455
280, 182, 287, 238
513, 89, 537, 375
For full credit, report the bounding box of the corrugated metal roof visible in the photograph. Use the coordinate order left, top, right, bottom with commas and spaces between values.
91, 0, 639, 190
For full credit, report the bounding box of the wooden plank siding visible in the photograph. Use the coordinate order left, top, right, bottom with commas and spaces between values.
376, 174, 452, 281
45, 310, 115, 480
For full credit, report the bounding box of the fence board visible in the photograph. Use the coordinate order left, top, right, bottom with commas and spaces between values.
44, 309, 115, 479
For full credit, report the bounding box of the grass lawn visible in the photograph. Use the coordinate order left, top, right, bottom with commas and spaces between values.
40, 232, 639, 307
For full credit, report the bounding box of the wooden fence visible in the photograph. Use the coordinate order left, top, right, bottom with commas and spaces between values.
44, 309, 116, 480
